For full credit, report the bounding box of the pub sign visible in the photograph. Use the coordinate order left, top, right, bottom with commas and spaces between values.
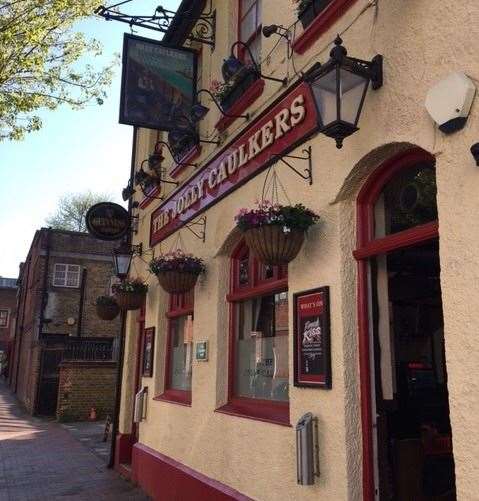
294, 287, 332, 388
119, 33, 197, 131
85, 202, 130, 241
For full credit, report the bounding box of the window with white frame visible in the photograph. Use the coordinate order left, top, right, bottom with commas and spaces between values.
0, 309, 9, 328
53, 264, 81, 288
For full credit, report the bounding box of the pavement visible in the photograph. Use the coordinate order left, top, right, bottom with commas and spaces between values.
0, 380, 149, 500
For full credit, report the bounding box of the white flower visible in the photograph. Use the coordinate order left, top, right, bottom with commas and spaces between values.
282, 226, 291, 234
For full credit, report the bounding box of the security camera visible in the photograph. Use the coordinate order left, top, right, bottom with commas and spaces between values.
425, 72, 476, 134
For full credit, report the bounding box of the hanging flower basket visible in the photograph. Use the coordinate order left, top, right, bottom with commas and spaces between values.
95, 296, 120, 320
149, 250, 206, 294
112, 279, 148, 311
235, 202, 319, 265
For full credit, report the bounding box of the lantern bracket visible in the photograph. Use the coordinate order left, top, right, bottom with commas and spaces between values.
131, 242, 143, 256
95, 1, 216, 49
270, 146, 313, 186
184, 216, 207, 243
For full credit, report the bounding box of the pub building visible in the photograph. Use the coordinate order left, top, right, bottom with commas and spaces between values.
111, 0, 479, 499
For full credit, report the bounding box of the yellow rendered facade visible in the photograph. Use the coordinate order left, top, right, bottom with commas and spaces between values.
118, 1, 479, 499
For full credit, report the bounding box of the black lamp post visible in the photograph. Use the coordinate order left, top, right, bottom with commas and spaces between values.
305, 36, 383, 149
113, 243, 133, 280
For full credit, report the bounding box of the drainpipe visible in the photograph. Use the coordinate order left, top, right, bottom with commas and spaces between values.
77, 269, 87, 337
38, 228, 51, 339
33, 228, 51, 414
108, 126, 137, 469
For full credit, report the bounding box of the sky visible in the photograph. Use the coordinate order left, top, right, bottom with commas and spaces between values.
0, 0, 180, 278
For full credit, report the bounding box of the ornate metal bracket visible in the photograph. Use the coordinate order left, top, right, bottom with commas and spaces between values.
270, 146, 313, 185
184, 216, 206, 242
95, 1, 216, 49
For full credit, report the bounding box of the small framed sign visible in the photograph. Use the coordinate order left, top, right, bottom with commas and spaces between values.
195, 341, 208, 361
294, 287, 331, 388
142, 327, 155, 377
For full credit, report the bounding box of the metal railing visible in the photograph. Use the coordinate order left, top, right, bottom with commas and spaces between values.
63, 338, 116, 362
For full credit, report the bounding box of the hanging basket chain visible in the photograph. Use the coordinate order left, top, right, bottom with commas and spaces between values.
261, 162, 292, 205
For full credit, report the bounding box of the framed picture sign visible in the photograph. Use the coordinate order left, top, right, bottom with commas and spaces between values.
293, 287, 332, 388
142, 327, 155, 377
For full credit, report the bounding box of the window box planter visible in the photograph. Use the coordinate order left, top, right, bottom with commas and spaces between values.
298, 0, 334, 29
220, 67, 259, 112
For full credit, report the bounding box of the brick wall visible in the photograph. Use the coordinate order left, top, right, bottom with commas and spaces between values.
56, 361, 117, 422
0, 286, 17, 352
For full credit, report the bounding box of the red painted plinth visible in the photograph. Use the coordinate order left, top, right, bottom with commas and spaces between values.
131, 442, 253, 501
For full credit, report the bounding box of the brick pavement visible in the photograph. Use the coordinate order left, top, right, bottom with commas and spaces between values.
0, 380, 149, 500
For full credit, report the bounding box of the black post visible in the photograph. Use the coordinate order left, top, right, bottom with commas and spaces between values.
108, 126, 138, 469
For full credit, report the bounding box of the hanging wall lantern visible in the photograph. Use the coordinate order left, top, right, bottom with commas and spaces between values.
305, 36, 383, 149
113, 243, 134, 280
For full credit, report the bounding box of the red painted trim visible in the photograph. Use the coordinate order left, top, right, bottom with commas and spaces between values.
139, 186, 161, 210
132, 442, 254, 501
154, 389, 191, 406
354, 147, 437, 501
215, 78, 265, 132
224, 241, 290, 423
226, 278, 288, 302
292, 0, 359, 55
170, 145, 202, 179
216, 399, 291, 427
161, 294, 193, 403
353, 222, 439, 260
115, 432, 134, 477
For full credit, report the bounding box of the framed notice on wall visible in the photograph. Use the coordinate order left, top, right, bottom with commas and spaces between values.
294, 287, 332, 388
142, 327, 155, 378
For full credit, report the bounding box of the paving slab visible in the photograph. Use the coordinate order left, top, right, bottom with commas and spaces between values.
0, 380, 149, 501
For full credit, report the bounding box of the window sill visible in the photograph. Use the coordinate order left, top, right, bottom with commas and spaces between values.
292, 0, 359, 55
215, 79, 265, 132
154, 390, 191, 407
170, 145, 202, 179
215, 399, 291, 427
227, 278, 288, 302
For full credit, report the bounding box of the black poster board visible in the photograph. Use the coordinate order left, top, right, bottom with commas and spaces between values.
293, 287, 332, 388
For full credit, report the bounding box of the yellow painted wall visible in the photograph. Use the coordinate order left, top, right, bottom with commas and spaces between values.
119, 1, 479, 499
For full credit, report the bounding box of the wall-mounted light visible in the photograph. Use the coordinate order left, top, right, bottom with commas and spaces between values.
113, 242, 141, 280
305, 35, 383, 149
262, 24, 290, 41
122, 180, 135, 201
222, 41, 287, 85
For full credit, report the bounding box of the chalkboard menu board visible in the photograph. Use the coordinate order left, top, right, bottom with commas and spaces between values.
294, 287, 331, 388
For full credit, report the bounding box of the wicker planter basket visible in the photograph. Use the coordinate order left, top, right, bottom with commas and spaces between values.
156, 270, 199, 294
244, 225, 305, 265
96, 302, 120, 321
114, 291, 146, 311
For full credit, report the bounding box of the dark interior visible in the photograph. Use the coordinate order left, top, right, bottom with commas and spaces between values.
372, 241, 456, 500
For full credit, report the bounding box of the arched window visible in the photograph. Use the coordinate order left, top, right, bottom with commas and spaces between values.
218, 241, 289, 425
355, 149, 455, 500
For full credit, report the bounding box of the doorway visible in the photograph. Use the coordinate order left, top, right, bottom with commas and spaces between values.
354, 148, 456, 500
371, 242, 455, 500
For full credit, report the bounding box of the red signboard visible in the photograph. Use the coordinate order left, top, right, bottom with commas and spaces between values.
150, 81, 318, 246
293, 287, 331, 388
